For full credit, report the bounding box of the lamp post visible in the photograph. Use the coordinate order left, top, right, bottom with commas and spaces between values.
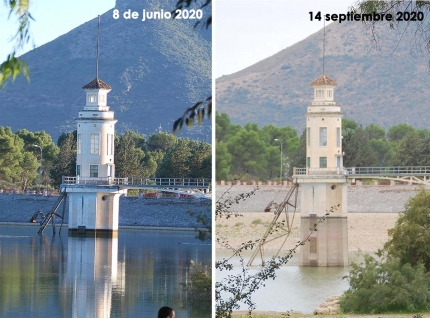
274, 139, 283, 182
34, 144, 42, 190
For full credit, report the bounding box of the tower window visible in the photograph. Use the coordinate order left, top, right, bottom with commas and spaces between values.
315, 90, 323, 98
319, 127, 327, 146
327, 89, 333, 98
107, 134, 113, 155
88, 94, 97, 103
90, 165, 98, 177
336, 127, 341, 147
306, 157, 311, 168
307, 127, 311, 147
77, 134, 81, 154
76, 165, 80, 176
90, 134, 100, 154
319, 157, 327, 168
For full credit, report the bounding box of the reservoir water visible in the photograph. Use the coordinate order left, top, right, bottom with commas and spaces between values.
216, 249, 350, 314
0, 225, 211, 318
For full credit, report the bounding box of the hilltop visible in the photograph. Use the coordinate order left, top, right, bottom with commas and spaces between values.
216, 21, 430, 131
0, 0, 211, 142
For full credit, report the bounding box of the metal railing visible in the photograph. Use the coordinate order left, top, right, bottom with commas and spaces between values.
62, 176, 113, 185
345, 166, 430, 176
293, 166, 430, 177
62, 176, 211, 189
293, 167, 344, 175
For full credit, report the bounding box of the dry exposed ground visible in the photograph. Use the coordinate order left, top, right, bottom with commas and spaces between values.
216, 184, 422, 253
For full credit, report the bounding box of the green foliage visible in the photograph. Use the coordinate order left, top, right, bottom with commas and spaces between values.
156, 138, 211, 178
115, 131, 146, 177
384, 189, 430, 271
343, 125, 378, 167
0, 1, 33, 87
216, 112, 299, 181
0, 126, 24, 182
147, 132, 176, 152
183, 264, 211, 302
216, 141, 231, 180
288, 129, 306, 175
173, 96, 212, 133
341, 255, 430, 313
51, 133, 76, 186
388, 124, 416, 143
342, 189, 430, 314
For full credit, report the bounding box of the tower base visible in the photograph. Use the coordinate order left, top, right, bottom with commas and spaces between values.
63, 185, 125, 235
295, 174, 349, 267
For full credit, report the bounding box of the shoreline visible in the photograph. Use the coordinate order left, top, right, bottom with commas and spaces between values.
0, 222, 203, 232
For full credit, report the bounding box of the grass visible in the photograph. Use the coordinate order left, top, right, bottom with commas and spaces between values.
252, 219, 262, 225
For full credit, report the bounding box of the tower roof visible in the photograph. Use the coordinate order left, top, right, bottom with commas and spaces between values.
82, 78, 111, 90
310, 74, 337, 86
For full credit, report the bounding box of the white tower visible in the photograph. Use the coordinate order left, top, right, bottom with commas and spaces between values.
294, 74, 348, 267
63, 16, 125, 237
77, 78, 116, 180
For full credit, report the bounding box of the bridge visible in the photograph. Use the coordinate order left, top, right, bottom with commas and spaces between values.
62, 176, 212, 199
293, 166, 430, 185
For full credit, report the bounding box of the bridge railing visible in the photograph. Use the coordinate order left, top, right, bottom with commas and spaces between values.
62, 176, 211, 188
345, 166, 430, 176
293, 166, 430, 176
114, 177, 211, 188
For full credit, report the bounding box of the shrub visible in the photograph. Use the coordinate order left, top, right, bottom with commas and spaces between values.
341, 255, 430, 313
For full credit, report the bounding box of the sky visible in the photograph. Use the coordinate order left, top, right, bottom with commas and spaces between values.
1, 0, 353, 79
214, 0, 353, 78
0, 0, 115, 61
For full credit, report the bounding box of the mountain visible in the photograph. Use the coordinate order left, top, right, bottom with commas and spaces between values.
216, 21, 430, 132
0, 0, 211, 143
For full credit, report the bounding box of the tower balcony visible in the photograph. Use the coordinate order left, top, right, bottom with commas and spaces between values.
293, 167, 345, 176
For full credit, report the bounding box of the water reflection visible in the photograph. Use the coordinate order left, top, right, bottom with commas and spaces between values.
66, 236, 119, 318
0, 226, 211, 318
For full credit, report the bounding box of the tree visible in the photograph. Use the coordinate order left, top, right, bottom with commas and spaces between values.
147, 132, 177, 152
115, 132, 145, 177
51, 133, 76, 186
351, 1, 430, 63
157, 139, 192, 178
215, 141, 231, 180
384, 189, 430, 271
341, 189, 430, 313
226, 128, 268, 179
387, 123, 415, 143
1, 1, 33, 87
18, 151, 38, 190
343, 125, 378, 167
187, 140, 211, 178
364, 123, 385, 140
392, 130, 421, 166
0, 127, 24, 183
288, 129, 306, 175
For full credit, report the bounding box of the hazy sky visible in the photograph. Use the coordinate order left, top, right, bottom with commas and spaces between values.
214, 0, 352, 78
0, 0, 115, 61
